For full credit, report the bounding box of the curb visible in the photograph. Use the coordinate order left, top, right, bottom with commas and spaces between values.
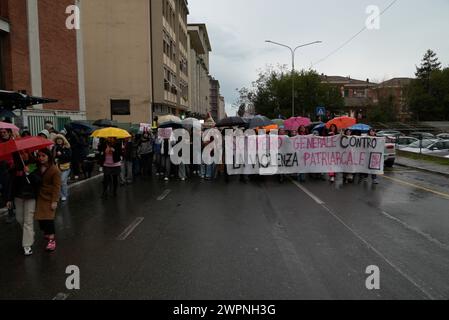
395, 162, 449, 178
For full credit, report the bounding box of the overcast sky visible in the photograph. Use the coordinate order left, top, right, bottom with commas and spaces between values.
188, 0, 449, 115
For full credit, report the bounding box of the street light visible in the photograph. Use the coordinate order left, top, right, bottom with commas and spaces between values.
265, 40, 322, 117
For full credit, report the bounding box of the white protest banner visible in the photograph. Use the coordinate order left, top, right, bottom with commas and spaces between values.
158, 128, 173, 139
227, 134, 385, 175
139, 123, 152, 134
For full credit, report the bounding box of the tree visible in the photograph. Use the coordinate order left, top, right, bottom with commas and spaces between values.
240, 66, 344, 119
367, 95, 397, 123
237, 103, 246, 117
407, 50, 449, 121
415, 49, 442, 80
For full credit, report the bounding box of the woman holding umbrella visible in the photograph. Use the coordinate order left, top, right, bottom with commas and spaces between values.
99, 137, 122, 198
35, 148, 61, 252
6, 152, 41, 256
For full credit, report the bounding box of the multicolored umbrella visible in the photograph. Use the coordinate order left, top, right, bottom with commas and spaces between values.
272, 119, 285, 127
248, 115, 273, 129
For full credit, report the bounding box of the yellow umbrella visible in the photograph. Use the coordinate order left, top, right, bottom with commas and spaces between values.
91, 127, 131, 139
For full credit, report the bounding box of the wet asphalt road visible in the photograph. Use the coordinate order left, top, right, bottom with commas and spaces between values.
0, 167, 449, 300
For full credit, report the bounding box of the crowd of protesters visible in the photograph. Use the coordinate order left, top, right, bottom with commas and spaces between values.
1, 118, 381, 256
0, 120, 95, 256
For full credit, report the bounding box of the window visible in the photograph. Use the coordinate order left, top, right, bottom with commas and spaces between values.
354, 89, 366, 98
111, 100, 130, 116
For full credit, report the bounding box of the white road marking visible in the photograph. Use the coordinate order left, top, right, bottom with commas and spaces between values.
291, 181, 437, 300
52, 292, 69, 300
291, 180, 325, 205
157, 189, 171, 201
117, 217, 144, 241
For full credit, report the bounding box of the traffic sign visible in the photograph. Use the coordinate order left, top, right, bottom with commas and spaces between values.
316, 107, 326, 117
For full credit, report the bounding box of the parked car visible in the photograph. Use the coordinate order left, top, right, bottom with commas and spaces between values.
384, 143, 396, 167
410, 132, 435, 139
401, 139, 449, 155
395, 136, 419, 149
437, 133, 449, 140
377, 130, 402, 139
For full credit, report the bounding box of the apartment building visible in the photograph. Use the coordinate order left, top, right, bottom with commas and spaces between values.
373, 78, 413, 122
81, 0, 153, 124
151, 0, 189, 118
209, 76, 220, 121
218, 95, 226, 120
0, 0, 85, 131
187, 23, 211, 119
321, 75, 377, 119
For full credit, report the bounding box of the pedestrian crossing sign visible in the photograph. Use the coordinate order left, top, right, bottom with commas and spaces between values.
316, 107, 326, 117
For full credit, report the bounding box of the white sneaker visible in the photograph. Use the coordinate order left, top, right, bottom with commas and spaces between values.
61, 197, 67, 202
164, 177, 169, 181
24, 247, 33, 256
181, 178, 185, 181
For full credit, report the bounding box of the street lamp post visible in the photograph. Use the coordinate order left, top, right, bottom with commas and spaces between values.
265, 40, 322, 117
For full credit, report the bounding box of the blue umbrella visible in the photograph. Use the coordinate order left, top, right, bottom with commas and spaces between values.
349, 124, 371, 132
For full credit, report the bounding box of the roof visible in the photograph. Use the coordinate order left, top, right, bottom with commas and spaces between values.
321, 75, 378, 87
188, 23, 211, 52
377, 78, 413, 87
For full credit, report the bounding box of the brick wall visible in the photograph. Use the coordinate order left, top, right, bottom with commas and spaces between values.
38, 0, 79, 111
3, 0, 31, 93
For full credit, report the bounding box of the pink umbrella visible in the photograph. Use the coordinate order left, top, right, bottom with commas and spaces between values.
0, 122, 19, 132
284, 117, 301, 131
296, 117, 312, 127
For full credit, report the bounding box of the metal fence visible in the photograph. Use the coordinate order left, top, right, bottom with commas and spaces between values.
26, 116, 72, 135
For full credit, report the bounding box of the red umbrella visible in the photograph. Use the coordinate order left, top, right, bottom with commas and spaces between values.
0, 136, 53, 159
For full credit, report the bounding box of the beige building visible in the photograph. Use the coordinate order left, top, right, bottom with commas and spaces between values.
81, 0, 153, 124
218, 95, 226, 120
151, 0, 189, 118
187, 23, 211, 118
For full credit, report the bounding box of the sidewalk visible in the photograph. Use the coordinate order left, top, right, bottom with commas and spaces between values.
395, 156, 449, 177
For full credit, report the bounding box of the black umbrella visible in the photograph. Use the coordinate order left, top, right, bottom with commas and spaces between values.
248, 115, 273, 129
216, 116, 248, 128
66, 121, 98, 134
93, 119, 117, 128
0, 109, 17, 118
158, 121, 183, 129
0, 90, 58, 109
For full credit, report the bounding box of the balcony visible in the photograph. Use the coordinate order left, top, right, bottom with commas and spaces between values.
162, 16, 175, 40
163, 54, 177, 72
164, 91, 177, 104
